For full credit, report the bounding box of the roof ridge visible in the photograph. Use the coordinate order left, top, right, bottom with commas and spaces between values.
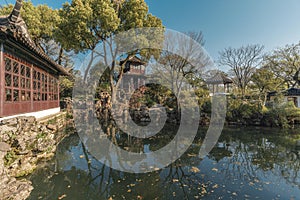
0, 0, 70, 76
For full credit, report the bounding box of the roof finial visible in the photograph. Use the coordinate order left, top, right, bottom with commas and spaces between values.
9, 0, 23, 23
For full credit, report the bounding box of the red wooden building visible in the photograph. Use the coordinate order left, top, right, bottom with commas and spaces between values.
0, 0, 69, 118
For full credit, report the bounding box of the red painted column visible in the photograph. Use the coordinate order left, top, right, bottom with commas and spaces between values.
30, 64, 34, 112
57, 76, 60, 108
46, 72, 49, 109
0, 43, 4, 117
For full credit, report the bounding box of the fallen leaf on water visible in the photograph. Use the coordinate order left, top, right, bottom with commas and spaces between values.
108, 197, 113, 200
190, 166, 200, 173
127, 189, 131, 193
212, 184, 218, 189
212, 168, 218, 172
58, 194, 67, 200
79, 155, 84, 159
172, 179, 179, 183
201, 188, 207, 194
187, 153, 197, 157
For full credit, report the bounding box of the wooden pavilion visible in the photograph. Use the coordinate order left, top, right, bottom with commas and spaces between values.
205, 72, 233, 96
0, 0, 69, 118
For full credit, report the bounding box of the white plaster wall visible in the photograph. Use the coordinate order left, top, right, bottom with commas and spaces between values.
0, 107, 60, 121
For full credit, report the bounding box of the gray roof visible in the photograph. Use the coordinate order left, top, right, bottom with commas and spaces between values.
0, 0, 70, 76
205, 73, 233, 84
268, 88, 300, 96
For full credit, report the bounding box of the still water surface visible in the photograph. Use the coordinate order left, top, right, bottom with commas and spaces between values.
28, 127, 300, 200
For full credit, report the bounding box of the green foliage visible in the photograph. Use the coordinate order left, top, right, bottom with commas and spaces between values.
264, 42, 300, 88
59, 76, 74, 99
143, 84, 176, 108
56, 0, 163, 103
56, 0, 117, 52
37, 132, 47, 139
251, 67, 283, 105
0, 2, 60, 44
0, 1, 74, 68
200, 99, 211, 114
226, 99, 263, 125
4, 150, 18, 167
262, 102, 300, 128
56, 0, 162, 53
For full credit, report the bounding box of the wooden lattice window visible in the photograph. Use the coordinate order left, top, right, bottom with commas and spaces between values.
4, 56, 32, 102
3, 54, 59, 103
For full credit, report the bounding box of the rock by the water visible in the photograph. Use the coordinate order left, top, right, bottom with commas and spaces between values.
0, 142, 10, 152
0, 145, 33, 200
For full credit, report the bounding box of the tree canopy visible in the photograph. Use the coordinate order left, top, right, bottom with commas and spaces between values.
56, 0, 164, 102
264, 42, 300, 88
0, 2, 59, 48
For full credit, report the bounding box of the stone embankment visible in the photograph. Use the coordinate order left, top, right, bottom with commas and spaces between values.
0, 112, 73, 200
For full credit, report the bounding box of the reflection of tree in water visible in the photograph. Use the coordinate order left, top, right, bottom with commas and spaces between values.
28, 125, 300, 199
210, 127, 300, 188
101, 121, 179, 153
28, 165, 112, 199
208, 143, 232, 162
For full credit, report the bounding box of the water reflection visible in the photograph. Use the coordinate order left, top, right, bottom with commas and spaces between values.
28, 127, 300, 200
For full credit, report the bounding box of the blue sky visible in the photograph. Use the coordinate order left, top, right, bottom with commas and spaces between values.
3, 0, 300, 62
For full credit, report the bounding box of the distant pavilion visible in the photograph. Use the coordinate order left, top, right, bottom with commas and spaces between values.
120, 56, 146, 93
205, 73, 233, 96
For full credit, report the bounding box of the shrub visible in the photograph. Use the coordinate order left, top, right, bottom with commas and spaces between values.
226, 99, 262, 125
261, 101, 300, 128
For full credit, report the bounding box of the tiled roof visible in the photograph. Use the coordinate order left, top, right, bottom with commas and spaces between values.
120, 56, 146, 66
268, 88, 300, 96
285, 88, 300, 96
205, 73, 233, 84
0, 0, 70, 76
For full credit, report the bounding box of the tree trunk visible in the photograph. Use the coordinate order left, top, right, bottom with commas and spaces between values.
263, 93, 267, 106
111, 85, 117, 104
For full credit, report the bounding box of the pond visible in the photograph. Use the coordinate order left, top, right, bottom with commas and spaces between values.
27, 126, 300, 200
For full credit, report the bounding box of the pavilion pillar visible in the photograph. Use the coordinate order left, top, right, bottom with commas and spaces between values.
0, 43, 3, 116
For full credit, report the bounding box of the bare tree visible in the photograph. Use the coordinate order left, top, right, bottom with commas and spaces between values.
219, 44, 264, 97
152, 31, 212, 97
